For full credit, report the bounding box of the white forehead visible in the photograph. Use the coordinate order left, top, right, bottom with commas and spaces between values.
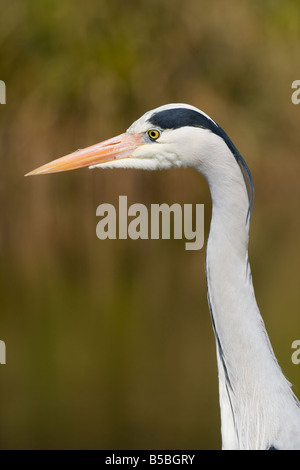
127, 103, 215, 134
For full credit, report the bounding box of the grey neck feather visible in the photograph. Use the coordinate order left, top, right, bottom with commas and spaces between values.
202, 145, 300, 450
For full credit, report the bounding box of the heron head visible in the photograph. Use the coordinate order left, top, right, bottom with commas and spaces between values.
25, 103, 227, 176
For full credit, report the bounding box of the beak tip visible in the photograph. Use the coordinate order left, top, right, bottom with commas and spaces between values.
25, 170, 39, 176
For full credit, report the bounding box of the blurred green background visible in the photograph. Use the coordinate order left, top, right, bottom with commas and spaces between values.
0, 0, 300, 450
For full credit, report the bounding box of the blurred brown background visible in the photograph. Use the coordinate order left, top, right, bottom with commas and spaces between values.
0, 0, 300, 450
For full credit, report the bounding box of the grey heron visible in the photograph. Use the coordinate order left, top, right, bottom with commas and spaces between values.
26, 103, 300, 450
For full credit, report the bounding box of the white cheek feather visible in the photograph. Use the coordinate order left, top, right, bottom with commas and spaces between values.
89, 158, 158, 170
89, 153, 181, 171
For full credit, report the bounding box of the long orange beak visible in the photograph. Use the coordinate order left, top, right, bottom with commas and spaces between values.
25, 132, 145, 176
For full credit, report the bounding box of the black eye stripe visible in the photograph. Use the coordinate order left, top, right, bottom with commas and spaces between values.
148, 108, 216, 131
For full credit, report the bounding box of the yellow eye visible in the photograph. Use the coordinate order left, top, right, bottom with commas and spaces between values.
147, 129, 161, 141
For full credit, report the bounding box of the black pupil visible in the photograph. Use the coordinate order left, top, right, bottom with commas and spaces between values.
150, 131, 157, 138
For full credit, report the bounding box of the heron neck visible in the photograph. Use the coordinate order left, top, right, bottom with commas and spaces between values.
204, 163, 298, 449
